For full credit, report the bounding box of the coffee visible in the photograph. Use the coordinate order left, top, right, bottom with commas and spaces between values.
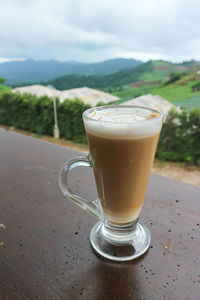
84, 107, 162, 225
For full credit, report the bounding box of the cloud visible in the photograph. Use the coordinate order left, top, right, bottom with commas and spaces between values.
0, 0, 200, 62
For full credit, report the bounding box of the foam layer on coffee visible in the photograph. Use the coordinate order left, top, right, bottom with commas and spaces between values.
84, 107, 162, 139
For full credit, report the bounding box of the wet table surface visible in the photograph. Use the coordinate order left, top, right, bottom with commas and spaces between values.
0, 128, 200, 300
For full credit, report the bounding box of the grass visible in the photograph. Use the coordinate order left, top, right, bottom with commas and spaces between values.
112, 78, 200, 110
113, 87, 144, 102
112, 80, 199, 104
151, 82, 200, 103
112, 87, 138, 99
111, 62, 199, 103
139, 70, 168, 81
174, 95, 200, 111
112, 85, 153, 102
112, 67, 200, 111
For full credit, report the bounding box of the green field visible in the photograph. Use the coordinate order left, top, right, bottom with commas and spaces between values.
112, 85, 152, 102
112, 67, 200, 111
112, 80, 200, 105
151, 82, 200, 103
150, 71, 200, 111
174, 95, 200, 111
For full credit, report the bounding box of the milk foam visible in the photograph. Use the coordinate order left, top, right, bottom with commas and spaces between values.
84, 107, 162, 139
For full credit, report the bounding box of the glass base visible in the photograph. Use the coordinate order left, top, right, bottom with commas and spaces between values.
90, 221, 151, 262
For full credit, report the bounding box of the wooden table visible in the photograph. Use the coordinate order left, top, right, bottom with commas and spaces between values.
0, 128, 200, 300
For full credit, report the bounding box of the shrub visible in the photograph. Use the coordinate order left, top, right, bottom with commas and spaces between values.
0, 92, 90, 143
157, 109, 200, 165
192, 81, 200, 92
0, 77, 5, 85
0, 92, 199, 165
164, 72, 186, 86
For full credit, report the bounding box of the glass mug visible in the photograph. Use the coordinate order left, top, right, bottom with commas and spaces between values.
59, 105, 163, 261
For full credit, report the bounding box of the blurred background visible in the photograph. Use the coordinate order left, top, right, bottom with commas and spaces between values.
0, 0, 200, 184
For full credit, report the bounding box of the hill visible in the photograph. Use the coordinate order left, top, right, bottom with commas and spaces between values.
44, 60, 199, 91
150, 68, 200, 111
113, 66, 200, 111
0, 58, 142, 85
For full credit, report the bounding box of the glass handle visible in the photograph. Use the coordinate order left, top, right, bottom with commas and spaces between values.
58, 156, 100, 218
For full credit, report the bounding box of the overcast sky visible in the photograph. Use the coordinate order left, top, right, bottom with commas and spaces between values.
0, 0, 200, 63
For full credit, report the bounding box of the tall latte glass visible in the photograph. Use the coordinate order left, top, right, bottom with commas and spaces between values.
59, 106, 163, 261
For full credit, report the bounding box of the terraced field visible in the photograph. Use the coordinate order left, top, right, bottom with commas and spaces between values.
175, 95, 200, 111
113, 67, 200, 110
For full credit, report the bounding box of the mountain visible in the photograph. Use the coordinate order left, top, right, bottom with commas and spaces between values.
44, 60, 200, 91
0, 58, 142, 85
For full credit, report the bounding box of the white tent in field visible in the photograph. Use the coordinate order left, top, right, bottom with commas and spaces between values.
12, 85, 61, 98
12, 85, 119, 106
59, 87, 119, 105
122, 94, 176, 116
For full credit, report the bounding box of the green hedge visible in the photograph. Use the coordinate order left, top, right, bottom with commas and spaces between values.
0, 92, 199, 165
157, 109, 200, 165
58, 98, 90, 143
0, 92, 90, 143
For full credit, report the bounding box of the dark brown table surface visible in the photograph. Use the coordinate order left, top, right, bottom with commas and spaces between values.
0, 128, 200, 300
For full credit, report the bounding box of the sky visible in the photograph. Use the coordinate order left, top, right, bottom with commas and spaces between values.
0, 0, 200, 63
